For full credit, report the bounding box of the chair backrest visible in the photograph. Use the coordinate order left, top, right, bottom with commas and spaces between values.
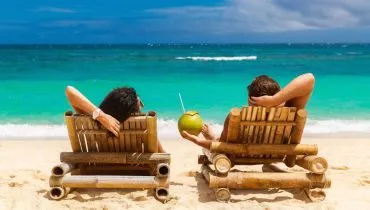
64, 111, 158, 153
224, 106, 307, 159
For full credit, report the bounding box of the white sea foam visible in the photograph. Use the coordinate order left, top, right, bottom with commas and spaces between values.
1, 118, 370, 140
175, 56, 257, 61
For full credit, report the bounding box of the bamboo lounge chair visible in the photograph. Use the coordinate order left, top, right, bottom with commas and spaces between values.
198, 106, 331, 202
49, 111, 170, 202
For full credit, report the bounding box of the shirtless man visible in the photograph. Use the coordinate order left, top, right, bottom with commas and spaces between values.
181, 73, 315, 149
65, 86, 165, 152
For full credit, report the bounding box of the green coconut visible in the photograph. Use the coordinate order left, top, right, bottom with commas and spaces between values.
178, 110, 203, 136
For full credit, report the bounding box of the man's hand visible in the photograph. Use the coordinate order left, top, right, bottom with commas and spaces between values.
249, 95, 280, 108
97, 112, 120, 137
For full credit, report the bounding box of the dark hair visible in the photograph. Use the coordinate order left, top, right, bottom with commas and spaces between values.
247, 75, 280, 97
99, 87, 139, 122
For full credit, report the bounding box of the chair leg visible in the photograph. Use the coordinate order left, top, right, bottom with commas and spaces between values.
304, 188, 326, 202
215, 188, 231, 202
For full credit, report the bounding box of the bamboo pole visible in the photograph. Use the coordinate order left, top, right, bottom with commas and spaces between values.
60, 152, 170, 164
79, 165, 151, 176
226, 108, 241, 142
215, 188, 231, 202
198, 155, 282, 165
146, 116, 158, 153
285, 109, 307, 167
201, 165, 331, 189
155, 187, 169, 202
261, 164, 287, 173
295, 155, 328, 174
202, 149, 232, 174
51, 163, 75, 176
61, 175, 169, 188
64, 112, 81, 152
49, 175, 63, 187
304, 188, 326, 202
210, 142, 318, 156
49, 187, 71, 200
156, 163, 170, 177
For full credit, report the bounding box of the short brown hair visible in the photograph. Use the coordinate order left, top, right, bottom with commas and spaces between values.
247, 75, 280, 97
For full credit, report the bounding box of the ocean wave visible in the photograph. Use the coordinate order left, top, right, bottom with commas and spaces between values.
175, 56, 257, 61
1, 119, 369, 140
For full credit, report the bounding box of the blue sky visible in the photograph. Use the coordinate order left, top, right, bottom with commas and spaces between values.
1, 0, 370, 43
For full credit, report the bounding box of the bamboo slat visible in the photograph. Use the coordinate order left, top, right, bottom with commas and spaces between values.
261, 108, 275, 158
119, 129, 125, 152
81, 118, 92, 152
136, 120, 143, 152
130, 120, 138, 152
61, 175, 169, 189
124, 121, 131, 152
146, 116, 158, 153
60, 152, 171, 164
210, 142, 318, 155
141, 118, 149, 152
64, 112, 81, 152
239, 107, 247, 143
86, 118, 97, 152
75, 117, 87, 152
202, 164, 331, 189
75, 130, 147, 135
92, 121, 103, 152
243, 107, 252, 144
285, 109, 307, 167
113, 136, 120, 152
272, 107, 290, 158
257, 107, 267, 144
107, 136, 115, 152
226, 108, 241, 143
253, 107, 262, 144
247, 107, 258, 144
266, 108, 281, 158
100, 133, 109, 152
282, 108, 296, 144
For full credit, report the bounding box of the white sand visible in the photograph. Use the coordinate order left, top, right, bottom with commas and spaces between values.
0, 138, 369, 210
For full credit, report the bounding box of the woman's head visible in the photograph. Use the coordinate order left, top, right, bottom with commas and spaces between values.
99, 87, 142, 122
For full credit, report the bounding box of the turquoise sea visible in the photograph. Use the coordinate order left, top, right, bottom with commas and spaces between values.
1, 44, 370, 139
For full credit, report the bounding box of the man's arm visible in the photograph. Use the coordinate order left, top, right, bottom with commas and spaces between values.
250, 73, 315, 109
65, 86, 120, 136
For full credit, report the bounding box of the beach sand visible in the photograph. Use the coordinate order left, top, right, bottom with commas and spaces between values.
0, 137, 369, 210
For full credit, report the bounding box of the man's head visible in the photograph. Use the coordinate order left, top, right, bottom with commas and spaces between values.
99, 87, 142, 122
247, 75, 280, 98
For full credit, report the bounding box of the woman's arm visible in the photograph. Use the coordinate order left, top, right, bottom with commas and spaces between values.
65, 86, 120, 136
181, 131, 212, 149
249, 73, 315, 109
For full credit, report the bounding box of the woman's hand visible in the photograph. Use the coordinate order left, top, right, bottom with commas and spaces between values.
97, 112, 120, 137
181, 131, 212, 149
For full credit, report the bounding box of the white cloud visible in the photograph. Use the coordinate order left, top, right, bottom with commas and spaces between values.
146, 0, 370, 34
35, 7, 76, 14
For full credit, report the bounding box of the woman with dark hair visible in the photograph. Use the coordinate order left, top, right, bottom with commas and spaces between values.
65, 86, 165, 152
